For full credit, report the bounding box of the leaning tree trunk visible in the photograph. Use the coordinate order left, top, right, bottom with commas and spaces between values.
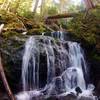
0, 55, 15, 100
84, 0, 95, 10
40, 0, 45, 16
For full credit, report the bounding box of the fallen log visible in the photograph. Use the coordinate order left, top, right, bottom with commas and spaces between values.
46, 13, 75, 20
0, 55, 15, 100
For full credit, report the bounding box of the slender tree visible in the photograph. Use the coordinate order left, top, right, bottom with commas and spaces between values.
32, 0, 40, 14
0, 55, 15, 100
40, 0, 45, 15
60, 0, 66, 13
84, 0, 95, 10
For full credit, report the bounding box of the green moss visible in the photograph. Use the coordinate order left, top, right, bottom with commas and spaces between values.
93, 54, 100, 61
0, 10, 49, 39
3, 31, 19, 38
5, 22, 23, 29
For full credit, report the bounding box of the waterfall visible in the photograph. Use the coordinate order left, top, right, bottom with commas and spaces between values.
67, 42, 87, 89
44, 39, 55, 84
16, 33, 96, 100
51, 31, 64, 41
0, 24, 4, 34
22, 37, 40, 90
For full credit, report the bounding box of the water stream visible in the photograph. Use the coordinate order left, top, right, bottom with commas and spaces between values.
16, 32, 97, 100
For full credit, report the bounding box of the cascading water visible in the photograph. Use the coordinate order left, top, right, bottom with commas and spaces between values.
16, 32, 96, 100
22, 37, 40, 91
51, 31, 64, 41
67, 42, 86, 89
44, 39, 55, 84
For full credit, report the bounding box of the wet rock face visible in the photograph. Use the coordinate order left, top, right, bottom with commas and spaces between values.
16, 93, 96, 100
80, 40, 100, 96
90, 60, 100, 96
39, 53, 47, 88
59, 94, 77, 100
0, 36, 25, 92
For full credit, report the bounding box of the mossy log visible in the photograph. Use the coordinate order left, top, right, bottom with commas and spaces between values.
46, 13, 75, 20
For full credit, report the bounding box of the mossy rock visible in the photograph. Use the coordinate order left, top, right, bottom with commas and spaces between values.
0, 10, 47, 37
0, 36, 26, 91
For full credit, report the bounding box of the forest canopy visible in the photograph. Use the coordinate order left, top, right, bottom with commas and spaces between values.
0, 0, 98, 16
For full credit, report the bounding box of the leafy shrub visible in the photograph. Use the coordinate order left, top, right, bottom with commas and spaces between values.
67, 7, 100, 45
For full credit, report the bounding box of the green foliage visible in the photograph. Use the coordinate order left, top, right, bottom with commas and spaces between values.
12, 0, 32, 16
0, 9, 47, 37
47, 6, 58, 15
67, 3, 85, 13
20, 11, 34, 18
92, 54, 100, 61
28, 24, 46, 35
67, 7, 100, 45
3, 31, 19, 38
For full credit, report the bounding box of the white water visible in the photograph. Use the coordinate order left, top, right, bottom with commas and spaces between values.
51, 31, 64, 41
44, 39, 55, 84
0, 24, 4, 34
67, 42, 86, 89
22, 37, 40, 90
16, 33, 96, 100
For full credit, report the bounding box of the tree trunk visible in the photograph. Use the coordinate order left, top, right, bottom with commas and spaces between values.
0, 55, 15, 100
32, 0, 39, 14
84, 0, 95, 10
40, 0, 45, 15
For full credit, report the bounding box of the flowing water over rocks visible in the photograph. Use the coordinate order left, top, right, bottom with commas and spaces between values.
16, 32, 97, 100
